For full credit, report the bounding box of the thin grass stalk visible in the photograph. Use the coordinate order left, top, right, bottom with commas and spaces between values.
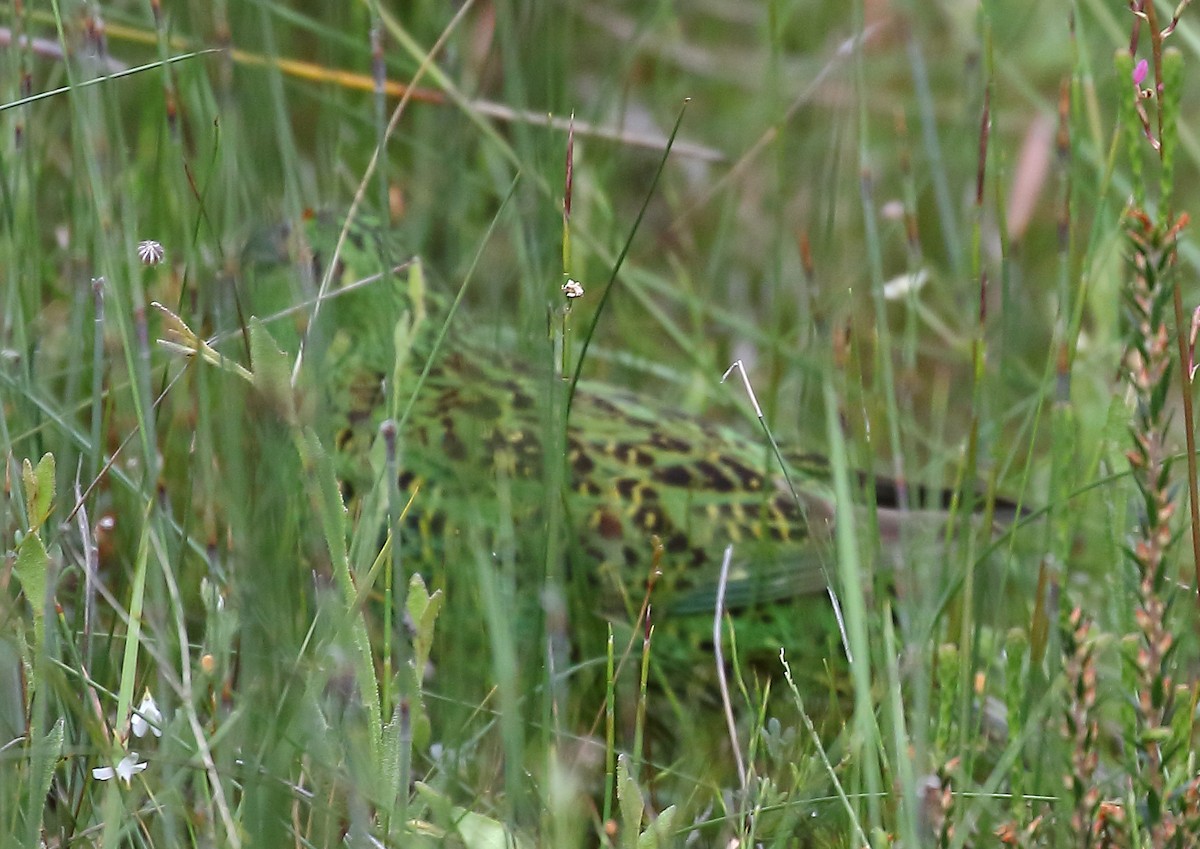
632, 611, 652, 788
883, 600, 922, 848
565, 102, 688, 421
823, 375, 880, 832
603, 626, 616, 830
713, 545, 747, 795
781, 650, 870, 847
1003, 627, 1029, 822
959, 31, 993, 782
88, 278, 106, 491
369, 0, 404, 774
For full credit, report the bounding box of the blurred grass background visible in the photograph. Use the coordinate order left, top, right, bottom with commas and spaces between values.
2, 0, 1199, 846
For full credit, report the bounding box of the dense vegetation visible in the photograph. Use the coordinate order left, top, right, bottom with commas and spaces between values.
4, 2, 1200, 846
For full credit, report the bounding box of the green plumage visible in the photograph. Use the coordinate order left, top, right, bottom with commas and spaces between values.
243, 213, 888, 711
290, 222, 845, 608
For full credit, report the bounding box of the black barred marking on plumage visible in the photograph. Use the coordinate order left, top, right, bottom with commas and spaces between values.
471, 370, 806, 583
328, 336, 833, 608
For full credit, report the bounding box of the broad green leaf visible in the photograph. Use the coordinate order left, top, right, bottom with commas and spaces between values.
638, 804, 677, 849
14, 531, 48, 637
414, 783, 530, 849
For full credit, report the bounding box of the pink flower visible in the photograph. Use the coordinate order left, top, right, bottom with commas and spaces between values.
1133, 59, 1148, 87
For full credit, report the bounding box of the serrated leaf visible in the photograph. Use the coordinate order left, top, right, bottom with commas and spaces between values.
33, 718, 65, 813
381, 706, 404, 803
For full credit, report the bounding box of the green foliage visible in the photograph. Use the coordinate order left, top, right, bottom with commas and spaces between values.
7, 1, 1200, 847
615, 754, 678, 849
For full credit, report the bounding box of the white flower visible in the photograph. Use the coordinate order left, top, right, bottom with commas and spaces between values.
131, 690, 163, 738
881, 269, 929, 301
92, 752, 148, 786
137, 240, 165, 265
561, 279, 584, 299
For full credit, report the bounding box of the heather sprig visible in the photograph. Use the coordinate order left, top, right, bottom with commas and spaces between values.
1117, 7, 1196, 842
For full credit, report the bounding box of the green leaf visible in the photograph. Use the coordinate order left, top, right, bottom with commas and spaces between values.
406, 574, 444, 672
14, 532, 48, 626
296, 426, 382, 760
406, 259, 427, 328
32, 719, 65, 819
414, 783, 530, 849
616, 754, 644, 849
21, 454, 55, 532
638, 804, 677, 849
380, 705, 406, 809
248, 318, 298, 425
390, 262, 429, 408
0, 637, 24, 744
402, 574, 443, 751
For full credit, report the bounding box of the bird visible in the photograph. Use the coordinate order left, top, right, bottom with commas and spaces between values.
240, 210, 1010, 712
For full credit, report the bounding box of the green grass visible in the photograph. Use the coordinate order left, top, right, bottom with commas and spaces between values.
4, 1, 1200, 846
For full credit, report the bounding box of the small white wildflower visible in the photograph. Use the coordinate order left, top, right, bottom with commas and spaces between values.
561, 279, 584, 299
137, 240, 165, 265
881, 269, 930, 301
92, 752, 148, 786
879, 199, 906, 221
131, 689, 163, 738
